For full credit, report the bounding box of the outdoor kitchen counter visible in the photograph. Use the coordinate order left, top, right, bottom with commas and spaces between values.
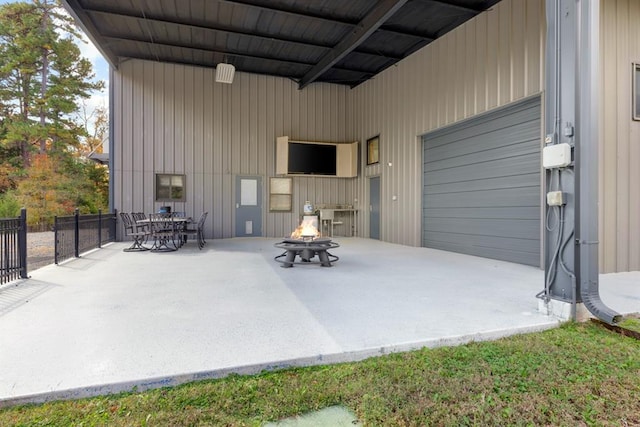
317, 208, 357, 237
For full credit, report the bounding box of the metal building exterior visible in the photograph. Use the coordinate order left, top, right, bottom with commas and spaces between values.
68, 0, 640, 275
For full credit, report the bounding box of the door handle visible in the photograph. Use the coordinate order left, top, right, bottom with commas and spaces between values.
369, 205, 372, 212
236, 203, 239, 209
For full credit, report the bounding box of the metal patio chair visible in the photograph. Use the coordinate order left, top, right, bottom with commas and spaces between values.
148, 212, 180, 252
120, 212, 150, 252
180, 211, 208, 249
131, 212, 149, 233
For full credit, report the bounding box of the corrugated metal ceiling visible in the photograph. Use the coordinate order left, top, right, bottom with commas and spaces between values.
63, 0, 501, 88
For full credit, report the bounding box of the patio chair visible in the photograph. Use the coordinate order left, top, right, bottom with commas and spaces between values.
180, 211, 208, 249
148, 212, 180, 252
120, 212, 150, 252
131, 212, 148, 232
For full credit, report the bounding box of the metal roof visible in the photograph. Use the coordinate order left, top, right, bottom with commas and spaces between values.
62, 0, 500, 89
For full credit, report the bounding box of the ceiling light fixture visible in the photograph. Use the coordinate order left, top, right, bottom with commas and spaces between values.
215, 62, 235, 84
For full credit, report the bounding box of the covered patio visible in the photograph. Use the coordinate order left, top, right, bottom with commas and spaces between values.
0, 238, 636, 407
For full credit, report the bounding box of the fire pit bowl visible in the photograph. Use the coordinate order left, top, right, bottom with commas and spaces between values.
274, 237, 339, 268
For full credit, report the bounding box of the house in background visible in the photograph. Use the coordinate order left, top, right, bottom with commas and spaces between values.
62, 0, 639, 319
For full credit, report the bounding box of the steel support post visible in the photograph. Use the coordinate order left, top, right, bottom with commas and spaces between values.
543, 0, 619, 323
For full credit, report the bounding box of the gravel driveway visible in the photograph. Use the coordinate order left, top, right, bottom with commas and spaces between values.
27, 231, 55, 271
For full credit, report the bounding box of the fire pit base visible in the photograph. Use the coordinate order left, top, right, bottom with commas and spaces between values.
274, 239, 340, 267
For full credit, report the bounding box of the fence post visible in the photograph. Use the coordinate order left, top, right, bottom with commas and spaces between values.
54, 215, 59, 264
98, 209, 102, 248
74, 208, 80, 258
18, 208, 28, 278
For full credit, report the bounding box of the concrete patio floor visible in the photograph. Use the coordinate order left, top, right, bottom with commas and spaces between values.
0, 237, 637, 407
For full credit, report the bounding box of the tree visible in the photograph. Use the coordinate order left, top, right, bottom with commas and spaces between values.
0, 0, 108, 221
0, 0, 104, 167
16, 152, 107, 227
77, 100, 108, 155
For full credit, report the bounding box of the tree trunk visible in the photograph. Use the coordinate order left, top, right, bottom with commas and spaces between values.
21, 78, 31, 167
39, 1, 49, 153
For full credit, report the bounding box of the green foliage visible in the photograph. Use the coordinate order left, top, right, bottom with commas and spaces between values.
0, 0, 108, 224
15, 153, 106, 227
0, 190, 20, 218
0, 323, 639, 426
0, 0, 103, 162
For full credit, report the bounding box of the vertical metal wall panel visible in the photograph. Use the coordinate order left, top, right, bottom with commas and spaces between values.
423, 97, 541, 266
112, 60, 352, 239
120, 68, 133, 211
132, 61, 144, 212
192, 67, 205, 218
352, 0, 545, 246
498, 1, 512, 105
600, 0, 640, 272
627, 0, 640, 271
112, 63, 123, 240
142, 62, 157, 210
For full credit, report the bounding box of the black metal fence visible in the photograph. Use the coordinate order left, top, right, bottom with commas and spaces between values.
0, 208, 28, 285
54, 209, 117, 265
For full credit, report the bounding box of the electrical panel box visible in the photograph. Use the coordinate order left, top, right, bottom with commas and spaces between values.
543, 143, 572, 169
546, 191, 565, 206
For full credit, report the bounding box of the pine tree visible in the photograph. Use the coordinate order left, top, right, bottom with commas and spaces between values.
0, 0, 104, 167
0, 0, 108, 223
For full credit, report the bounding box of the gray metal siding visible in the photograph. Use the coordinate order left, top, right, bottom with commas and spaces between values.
351, 0, 545, 245
113, 60, 356, 239
600, 0, 640, 272
422, 97, 541, 266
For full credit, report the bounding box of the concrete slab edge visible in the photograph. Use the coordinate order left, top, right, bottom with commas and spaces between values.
0, 320, 560, 409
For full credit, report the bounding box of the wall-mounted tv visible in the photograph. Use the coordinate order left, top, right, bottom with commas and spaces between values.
276, 136, 358, 178
287, 142, 337, 175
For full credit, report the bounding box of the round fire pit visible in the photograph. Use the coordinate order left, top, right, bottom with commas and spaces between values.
274, 237, 339, 267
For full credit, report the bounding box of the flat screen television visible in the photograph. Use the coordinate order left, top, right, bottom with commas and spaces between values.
276, 136, 357, 177
287, 142, 337, 175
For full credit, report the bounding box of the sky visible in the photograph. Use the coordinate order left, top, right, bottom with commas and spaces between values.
0, 0, 109, 122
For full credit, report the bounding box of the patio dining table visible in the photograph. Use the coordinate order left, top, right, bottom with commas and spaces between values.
136, 215, 191, 251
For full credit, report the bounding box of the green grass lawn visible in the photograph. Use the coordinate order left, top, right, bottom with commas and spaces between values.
1, 322, 639, 426
619, 316, 640, 333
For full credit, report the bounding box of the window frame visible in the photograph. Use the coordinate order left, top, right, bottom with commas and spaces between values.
634, 63, 640, 121
366, 135, 380, 165
155, 173, 186, 202
269, 177, 293, 212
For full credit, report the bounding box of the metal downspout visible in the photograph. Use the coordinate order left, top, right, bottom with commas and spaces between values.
575, 0, 620, 324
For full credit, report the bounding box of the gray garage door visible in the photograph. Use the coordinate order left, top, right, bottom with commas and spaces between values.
422, 96, 541, 266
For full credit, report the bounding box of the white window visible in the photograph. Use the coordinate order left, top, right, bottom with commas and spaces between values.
155, 174, 185, 202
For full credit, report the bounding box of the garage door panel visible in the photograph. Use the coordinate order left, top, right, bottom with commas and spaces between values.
424, 187, 539, 209
425, 173, 539, 194
424, 153, 540, 185
422, 97, 541, 266
425, 122, 540, 164
425, 103, 540, 150
424, 231, 540, 255
424, 206, 540, 221
425, 139, 539, 171
424, 218, 539, 240
424, 237, 539, 266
